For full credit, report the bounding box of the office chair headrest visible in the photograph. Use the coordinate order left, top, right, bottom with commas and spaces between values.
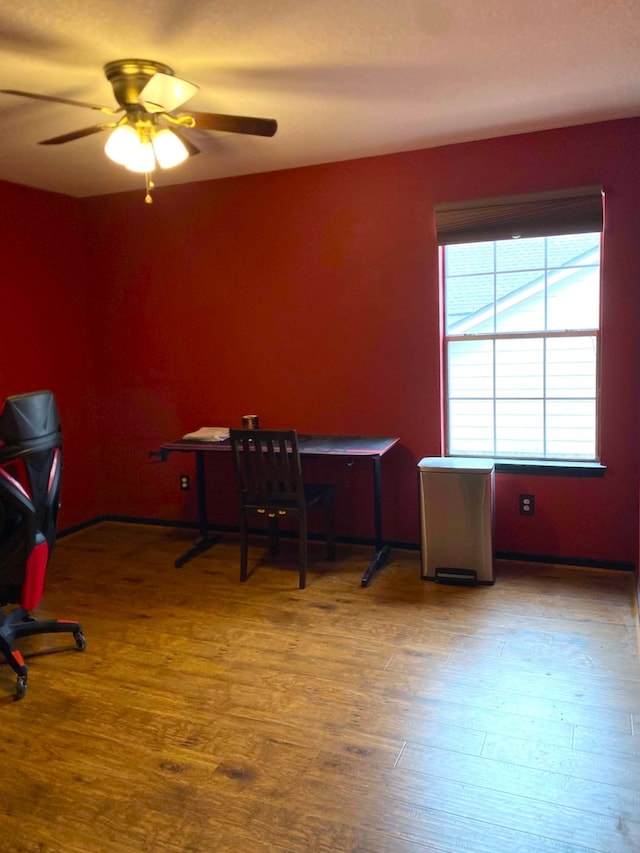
0, 391, 60, 445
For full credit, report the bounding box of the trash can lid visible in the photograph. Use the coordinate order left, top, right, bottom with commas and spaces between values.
418, 456, 495, 473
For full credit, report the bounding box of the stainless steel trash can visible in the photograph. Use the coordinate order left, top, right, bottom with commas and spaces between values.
418, 457, 495, 585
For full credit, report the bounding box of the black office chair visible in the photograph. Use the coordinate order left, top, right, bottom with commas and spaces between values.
0, 390, 86, 699
229, 429, 335, 589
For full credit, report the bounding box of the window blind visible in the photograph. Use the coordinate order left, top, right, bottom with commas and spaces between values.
435, 186, 604, 245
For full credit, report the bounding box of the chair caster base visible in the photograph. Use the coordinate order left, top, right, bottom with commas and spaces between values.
15, 675, 27, 700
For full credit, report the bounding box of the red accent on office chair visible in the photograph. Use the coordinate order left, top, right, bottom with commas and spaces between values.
229, 429, 335, 589
0, 390, 86, 699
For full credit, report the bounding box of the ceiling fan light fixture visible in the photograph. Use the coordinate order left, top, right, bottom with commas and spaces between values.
104, 123, 156, 173
152, 128, 189, 169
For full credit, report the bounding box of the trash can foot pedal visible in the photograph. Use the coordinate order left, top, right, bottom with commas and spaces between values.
435, 567, 478, 586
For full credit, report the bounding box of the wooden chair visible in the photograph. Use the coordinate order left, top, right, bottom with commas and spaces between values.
229, 429, 335, 588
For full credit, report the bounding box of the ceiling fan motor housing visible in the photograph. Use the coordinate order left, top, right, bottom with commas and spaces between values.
104, 59, 174, 109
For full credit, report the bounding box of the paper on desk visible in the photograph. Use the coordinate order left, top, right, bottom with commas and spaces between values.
182, 427, 230, 442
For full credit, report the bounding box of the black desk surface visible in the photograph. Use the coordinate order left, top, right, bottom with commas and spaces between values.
161, 434, 399, 457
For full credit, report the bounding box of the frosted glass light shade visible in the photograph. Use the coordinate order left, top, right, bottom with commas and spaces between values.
104, 125, 140, 166
152, 128, 189, 169
124, 140, 156, 173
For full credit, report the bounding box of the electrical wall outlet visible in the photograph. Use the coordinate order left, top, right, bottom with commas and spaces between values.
180, 474, 190, 491
519, 493, 535, 516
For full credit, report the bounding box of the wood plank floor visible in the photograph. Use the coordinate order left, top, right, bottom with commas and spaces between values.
1, 522, 639, 852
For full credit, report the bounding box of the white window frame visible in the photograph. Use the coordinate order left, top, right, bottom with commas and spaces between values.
443, 316, 601, 462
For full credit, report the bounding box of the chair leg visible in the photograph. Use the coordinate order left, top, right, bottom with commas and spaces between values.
325, 489, 336, 561
0, 633, 28, 679
239, 514, 249, 582
298, 512, 308, 590
268, 517, 279, 556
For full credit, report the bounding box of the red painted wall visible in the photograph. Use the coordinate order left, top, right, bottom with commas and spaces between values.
0, 181, 103, 528
78, 116, 640, 567
2, 117, 639, 568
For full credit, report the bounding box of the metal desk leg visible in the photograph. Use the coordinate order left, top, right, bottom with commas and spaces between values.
174, 450, 220, 568
361, 456, 391, 587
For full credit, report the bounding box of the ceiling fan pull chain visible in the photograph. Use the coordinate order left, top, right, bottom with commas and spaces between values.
144, 172, 154, 204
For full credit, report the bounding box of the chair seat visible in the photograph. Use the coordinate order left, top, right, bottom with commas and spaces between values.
245, 483, 331, 513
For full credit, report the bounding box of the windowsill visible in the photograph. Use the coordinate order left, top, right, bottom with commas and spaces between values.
429, 457, 608, 478
492, 459, 606, 477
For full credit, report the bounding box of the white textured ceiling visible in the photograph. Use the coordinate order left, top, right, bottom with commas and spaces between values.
0, 0, 639, 198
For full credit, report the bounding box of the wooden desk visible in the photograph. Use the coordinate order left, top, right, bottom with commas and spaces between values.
154, 433, 399, 586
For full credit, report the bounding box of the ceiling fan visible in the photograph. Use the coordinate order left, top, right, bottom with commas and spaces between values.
1, 59, 278, 202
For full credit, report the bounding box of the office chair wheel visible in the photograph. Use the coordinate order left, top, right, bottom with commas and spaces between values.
16, 675, 27, 700
74, 631, 87, 651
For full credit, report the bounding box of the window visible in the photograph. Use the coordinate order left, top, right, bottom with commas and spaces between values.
436, 187, 603, 462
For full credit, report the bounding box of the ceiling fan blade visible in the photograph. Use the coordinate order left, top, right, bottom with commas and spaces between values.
168, 127, 200, 158
1, 89, 119, 115
184, 111, 277, 138
139, 72, 198, 114
38, 124, 112, 145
